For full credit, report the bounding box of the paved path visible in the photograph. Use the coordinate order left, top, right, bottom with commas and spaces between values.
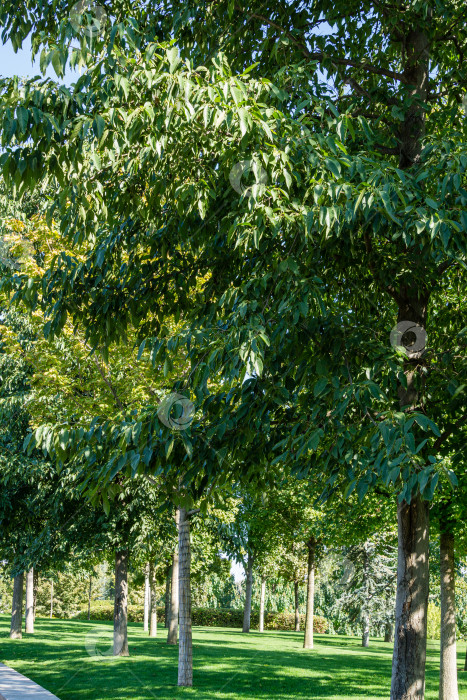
0, 663, 60, 699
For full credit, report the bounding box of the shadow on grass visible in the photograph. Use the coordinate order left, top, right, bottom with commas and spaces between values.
0, 615, 466, 700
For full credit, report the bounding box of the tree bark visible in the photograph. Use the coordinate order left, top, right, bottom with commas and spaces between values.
390, 495, 430, 700
362, 548, 370, 647
362, 611, 370, 647
25, 567, 34, 634
87, 575, 92, 621
439, 528, 459, 700
167, 508, 179, 645
33, 569, 38, 622
10, 573, 24, 639
259, 578, 266, 632
149, 560, 158, 638
165, 564, 172, 628
385, 621, 395, 644
113, 549, 129, 656
294, 580, 300, 632
242, 556, 253, 633
303, 540, 315, 649
178, 507, 193, 687
50, 579, 53, 619
143, 562, 150, 632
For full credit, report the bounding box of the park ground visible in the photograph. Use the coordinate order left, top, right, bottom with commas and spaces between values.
0, 615, 466, 699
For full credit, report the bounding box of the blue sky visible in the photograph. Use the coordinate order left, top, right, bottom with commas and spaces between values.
0, 37, 76, 82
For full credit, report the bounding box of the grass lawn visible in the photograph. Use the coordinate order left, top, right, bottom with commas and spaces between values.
0, 615, 466, 699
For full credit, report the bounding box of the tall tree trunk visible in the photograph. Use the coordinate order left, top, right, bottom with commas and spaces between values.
464, 645, 467, 673
33, 569, 38, 622
294, 580, 300, 632
143, 562, 150, 633
113, 549, 129, 656
87, 575, 92, 621
167, 508, 179, 645
10, 573, 24, 639
385, 620, 395, 644
362, 548, 370, 647
50, 580, 53, 618
439, 528, 459, 700
390, 495, 430, 700
259, 578, 266, 632
242, 556, 253, 633
178, 507, 193, 687
25, 567, 34, 634
303, 540, 316, 649
165, 564, 172, 628
391, 209, 431, 700
149, 560, 158, 638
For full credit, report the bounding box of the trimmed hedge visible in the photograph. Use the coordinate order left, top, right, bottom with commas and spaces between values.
75, 604, 328, 633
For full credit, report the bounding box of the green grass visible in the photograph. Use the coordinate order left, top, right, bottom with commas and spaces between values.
0, 615, 466, 699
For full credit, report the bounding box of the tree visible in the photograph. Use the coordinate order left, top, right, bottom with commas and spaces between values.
334, 536, 397, 647
432, 466, 467, 700
216, 486, 281, 634
1, 4, 467, 697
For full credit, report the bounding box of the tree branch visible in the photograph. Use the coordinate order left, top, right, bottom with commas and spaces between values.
431, 414, 467, 453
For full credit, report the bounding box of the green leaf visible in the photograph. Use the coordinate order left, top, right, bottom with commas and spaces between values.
325, 158, 341, 178
313, 377, 328, 397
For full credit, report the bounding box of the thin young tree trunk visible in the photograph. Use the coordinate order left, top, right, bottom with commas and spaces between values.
33, 569, 38, 622
242, 556, 253, 633
167, 508, 179, 645
385, 621, 394, 644
439, 528, 459, 700
259, 578, 266, 632
294, 580, 300, 632
25, 567, 34, 634
165, 564, 172, 628
362, 610, 370, 647
178, 508, 193, 687
303, 540, 315, 649
113, 549, 129, 656
143, 562, 150, 632
10, 573, 24, 639
149, 560, 158, 638
50, 580, 53, 618
362, 548, 370, 647
390, 495, 430, 700
464, 645, 467, 673
87, 575, 92, 621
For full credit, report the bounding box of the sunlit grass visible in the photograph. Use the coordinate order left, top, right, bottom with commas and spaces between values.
0, 615, 466, 699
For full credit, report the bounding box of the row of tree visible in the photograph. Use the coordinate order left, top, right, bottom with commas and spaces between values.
0, 1, 467, 698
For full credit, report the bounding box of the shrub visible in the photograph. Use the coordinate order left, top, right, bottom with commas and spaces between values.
427, 603, 441, 640
74, 603, 328, 632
